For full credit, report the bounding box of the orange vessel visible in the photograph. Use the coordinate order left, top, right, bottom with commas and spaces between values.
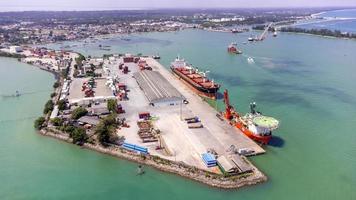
223, 89, 279, 145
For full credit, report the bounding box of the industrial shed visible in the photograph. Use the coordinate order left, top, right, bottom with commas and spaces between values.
134, 70, 185, 106
217, 155, 253, 175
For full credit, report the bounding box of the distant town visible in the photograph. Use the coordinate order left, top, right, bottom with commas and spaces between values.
0, 8, 330, 46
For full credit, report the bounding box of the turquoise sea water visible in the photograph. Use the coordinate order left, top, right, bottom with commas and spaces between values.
297, 9, 356, 33
319, 9, 356, 18
1, 20, 356, 200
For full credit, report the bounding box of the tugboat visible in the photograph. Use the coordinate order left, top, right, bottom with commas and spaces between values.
171, 56, 220, 99
223, 89, 279, 144
227, 43, 242, 54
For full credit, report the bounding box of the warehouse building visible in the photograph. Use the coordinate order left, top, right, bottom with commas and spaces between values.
133, 70, 185, 106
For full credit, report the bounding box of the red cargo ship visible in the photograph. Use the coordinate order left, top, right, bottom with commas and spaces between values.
171, 56, 220, 99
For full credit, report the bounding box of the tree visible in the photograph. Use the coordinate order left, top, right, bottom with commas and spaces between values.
96, 123, 110, 145
57, 100, 66, 111
43, 100, 54, 114
71, 127, 88, 145
34, 117, 46, 130
95, 114, 117, 146
71, 107, 88, 119
50, 92, 57, 98
63, 125, 75, 134
75, 53, 86, 67
51, 117, 63, 126
53, 82, 60, 88
107, 99, 118, 113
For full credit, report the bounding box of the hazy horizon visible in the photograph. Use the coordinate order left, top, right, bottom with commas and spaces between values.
0, 0, 356, 12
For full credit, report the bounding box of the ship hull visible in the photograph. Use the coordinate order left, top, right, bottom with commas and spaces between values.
171, 67, 219, 99
235, 122, 272, 145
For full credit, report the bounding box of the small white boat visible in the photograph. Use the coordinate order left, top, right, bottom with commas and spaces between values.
247, 57, 255, 63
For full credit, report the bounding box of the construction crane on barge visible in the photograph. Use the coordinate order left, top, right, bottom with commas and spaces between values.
257, 22, 274, 41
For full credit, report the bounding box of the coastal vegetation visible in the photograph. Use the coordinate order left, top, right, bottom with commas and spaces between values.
34, 117, 46, 130
57, 100, 66, 111
50, 117, 63, 126
279, 27, 356, 39
53, 81, 60, 88
253, 25, 356, 39
55, 124, 88, 145
95, 114, 118, 146
43, 100, 54, 114
71, 107, 88, 119
70, 127, 88, 145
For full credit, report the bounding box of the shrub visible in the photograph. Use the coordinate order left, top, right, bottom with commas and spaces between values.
34, 117, 46, 130
71, 127, 88, 145
107, 99, 118, 113
53, 82, 60, 88
43, 100, 54, 114
51, 117, 63, 126
57, 100, 66, 111
71, 107, 88, 119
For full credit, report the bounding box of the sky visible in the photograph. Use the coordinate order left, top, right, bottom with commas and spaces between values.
0, 0, 356, 11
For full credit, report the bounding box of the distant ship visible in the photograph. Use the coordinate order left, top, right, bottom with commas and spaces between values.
153, 54, 161, 59
171, 56, 220, 99
227, 43, 242, 54
231, 28, 242, 33
223, 90, 279, 144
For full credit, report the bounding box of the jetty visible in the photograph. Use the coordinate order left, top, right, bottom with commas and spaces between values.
8, 47, 268, 189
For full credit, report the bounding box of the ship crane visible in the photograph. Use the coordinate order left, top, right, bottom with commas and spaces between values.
223, 89, 280, 145
223, 89, 238, 120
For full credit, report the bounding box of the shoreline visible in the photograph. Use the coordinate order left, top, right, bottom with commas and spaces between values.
16, 50, 268, 190
281, 30, 356, 40
39, 128, 267, 189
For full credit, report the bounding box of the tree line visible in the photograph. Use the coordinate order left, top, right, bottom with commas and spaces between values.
280, 27, 356, 39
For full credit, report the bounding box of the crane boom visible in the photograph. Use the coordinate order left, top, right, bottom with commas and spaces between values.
223, 89, 232, 120
259, 22, 273, 41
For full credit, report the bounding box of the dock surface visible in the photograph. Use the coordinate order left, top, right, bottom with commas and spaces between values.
106, 56, 264, 171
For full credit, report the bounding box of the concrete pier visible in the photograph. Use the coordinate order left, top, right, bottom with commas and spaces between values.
107, 57, 265, 172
